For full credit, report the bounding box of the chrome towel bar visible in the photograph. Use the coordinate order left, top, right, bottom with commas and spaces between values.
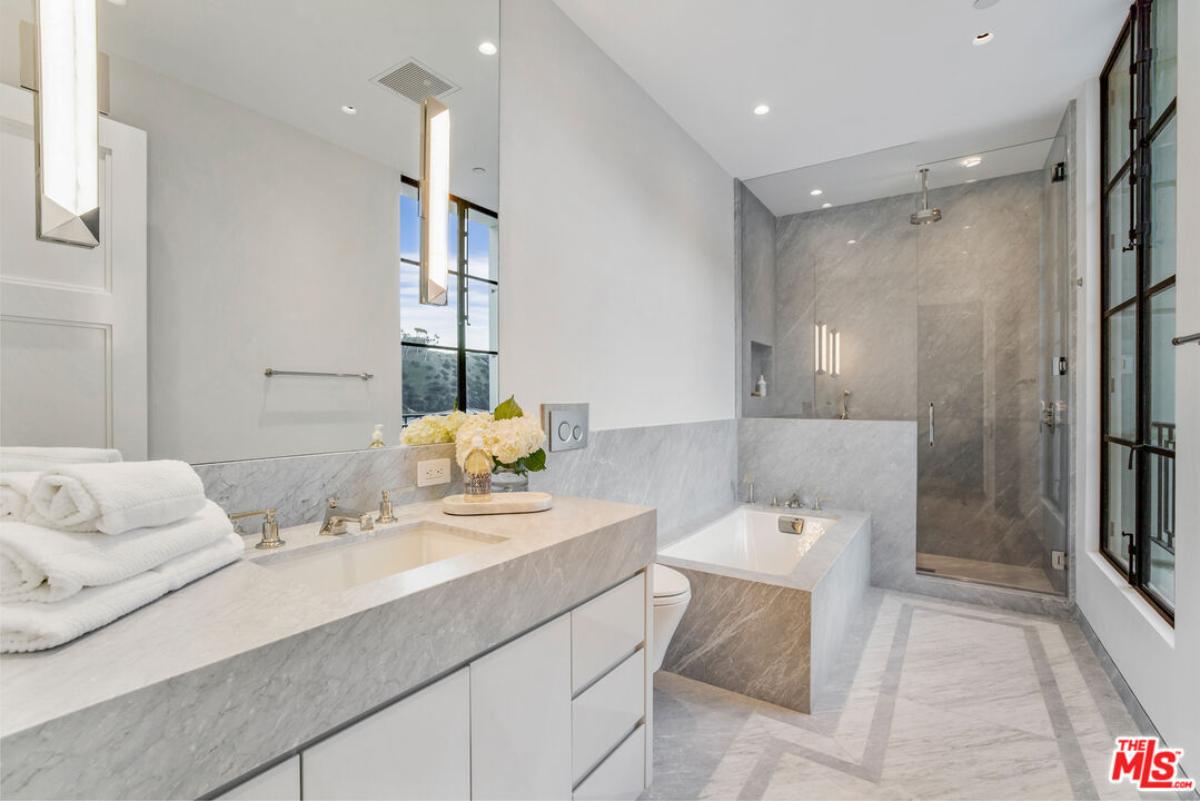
264, 368, 374, 380
1172, 332, 1200, 346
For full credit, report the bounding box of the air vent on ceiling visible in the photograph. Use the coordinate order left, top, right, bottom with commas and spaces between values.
373, 58, 458, 105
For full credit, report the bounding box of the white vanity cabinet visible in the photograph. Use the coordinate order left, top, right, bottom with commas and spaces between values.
212, 571, 648, 801
470, 614, 573, 799
301, 668, 471, 800
215, 756, 300, 801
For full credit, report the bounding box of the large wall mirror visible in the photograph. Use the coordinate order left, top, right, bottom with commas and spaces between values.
0, 0, 499, 464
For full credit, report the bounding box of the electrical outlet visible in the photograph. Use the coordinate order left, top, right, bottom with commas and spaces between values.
417, 458, 451, 487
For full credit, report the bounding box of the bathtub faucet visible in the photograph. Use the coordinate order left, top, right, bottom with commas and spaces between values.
785, 492, 805, 509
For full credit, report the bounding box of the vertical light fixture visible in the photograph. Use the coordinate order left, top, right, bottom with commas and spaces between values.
419, 96, 450, 305
815, 322, 829, 375
33, 0, 101, 247
831, 330, 841, 377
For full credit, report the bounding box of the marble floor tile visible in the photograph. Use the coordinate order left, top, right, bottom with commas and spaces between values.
645, 590, 1167, 801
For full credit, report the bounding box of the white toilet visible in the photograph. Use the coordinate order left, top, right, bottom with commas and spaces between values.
651, 563, 692, 672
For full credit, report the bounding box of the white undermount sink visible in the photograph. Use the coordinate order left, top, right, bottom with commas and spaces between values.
259, 522, 506, 593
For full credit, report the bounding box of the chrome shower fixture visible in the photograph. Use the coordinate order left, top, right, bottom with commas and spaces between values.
910, 168, 943, 225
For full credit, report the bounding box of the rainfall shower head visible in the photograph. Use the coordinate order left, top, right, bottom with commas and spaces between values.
910, 168, 942, 225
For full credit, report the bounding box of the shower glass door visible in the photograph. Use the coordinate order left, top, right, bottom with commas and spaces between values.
914, 136, 1068, 595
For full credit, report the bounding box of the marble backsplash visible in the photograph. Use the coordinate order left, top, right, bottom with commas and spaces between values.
530, 419, 738, 543
195, 419, 738, 541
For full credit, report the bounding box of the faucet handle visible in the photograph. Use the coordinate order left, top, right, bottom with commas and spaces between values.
326, 497, 339, 509
378, 490, 396, 524
811, 493, 827, 512
229, 507, 285, 550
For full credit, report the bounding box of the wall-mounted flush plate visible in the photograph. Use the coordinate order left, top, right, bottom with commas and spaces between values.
541, 403, 588, 453
417, 457, 451, 487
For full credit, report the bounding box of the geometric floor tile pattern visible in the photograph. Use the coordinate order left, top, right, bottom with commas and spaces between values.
645, 590, 1187, 801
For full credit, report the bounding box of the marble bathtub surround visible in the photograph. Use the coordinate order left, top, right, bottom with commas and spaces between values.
528, 419, 737, 543
193, 443, 460, 530
0, 496, 655, 800
659, 508, 870, 712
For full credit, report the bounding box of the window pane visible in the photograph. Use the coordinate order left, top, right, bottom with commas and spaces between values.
465, 352, 498, 414
467, 208, 499, 281
402, 344, 458, 419
1105, 442, 1136, 570
1148, 115, 1177, 287
465, 278, 498, 352
400, 189, 419, 263
1106, 180, 1137, 307
1105, 306, 1137, 440
1149, 286, 1175, 450
1151, 0, 1177, 123
401, 264, 459, 346
1105, 34, 1133, 180
1146, 452, 1176, 610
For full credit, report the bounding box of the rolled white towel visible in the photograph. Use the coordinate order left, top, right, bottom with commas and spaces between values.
0, 500, 233, 603
28, 460, 205, 535
0, 531, 244, 653
0, 473, 39, 521
0, 447, 122, 472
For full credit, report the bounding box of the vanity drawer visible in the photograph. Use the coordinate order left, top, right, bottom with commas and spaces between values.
572, 724, 646, 801
572, 647, 645, 783
571, 573, 645, 693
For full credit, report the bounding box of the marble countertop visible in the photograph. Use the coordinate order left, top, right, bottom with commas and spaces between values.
0, 496, 656, 800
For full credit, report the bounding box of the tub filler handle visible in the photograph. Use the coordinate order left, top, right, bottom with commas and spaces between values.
778, 516, 806, 535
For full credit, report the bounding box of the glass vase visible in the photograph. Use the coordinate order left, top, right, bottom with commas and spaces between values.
492, 466, 529, 493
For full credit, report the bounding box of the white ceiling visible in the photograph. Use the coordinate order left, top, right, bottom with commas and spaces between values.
552, 0, 1127, 189
95, 0, 499, 208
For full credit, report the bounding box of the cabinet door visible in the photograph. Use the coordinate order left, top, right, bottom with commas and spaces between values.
471, 615, 572, 800
301, 668, 470, 800
215, 756, 300, 801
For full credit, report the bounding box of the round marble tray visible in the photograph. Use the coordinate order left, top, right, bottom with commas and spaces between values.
441, 491, 554, 516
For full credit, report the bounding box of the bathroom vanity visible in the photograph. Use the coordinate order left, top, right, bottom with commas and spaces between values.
0, 497, 655, 801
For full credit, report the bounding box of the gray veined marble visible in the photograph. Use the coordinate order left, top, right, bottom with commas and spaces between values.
194, 443, 460, 529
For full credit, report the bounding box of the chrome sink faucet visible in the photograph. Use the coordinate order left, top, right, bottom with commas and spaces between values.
319, 497, 374, 536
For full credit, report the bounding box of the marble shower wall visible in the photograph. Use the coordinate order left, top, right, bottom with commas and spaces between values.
529, 419, 738, 543
196, 419, 737, 542
737, 181, 781, 417
914, 172, 1045, 568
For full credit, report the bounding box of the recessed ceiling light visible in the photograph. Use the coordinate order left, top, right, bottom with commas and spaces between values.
478, 41, 498, 55
973, 32, 994, 46
810, 188, 823, 196
341, 105, 357, 115
753, 104, 770, 116
472, 166, 487, 174
847, 239, 857, 245
961, 156, 983, 167
965, 178, 978, 184
822, 202, 832, 209
973, 0, 1000, 9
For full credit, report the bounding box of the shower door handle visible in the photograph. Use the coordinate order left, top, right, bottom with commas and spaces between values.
928, 402, 935, 447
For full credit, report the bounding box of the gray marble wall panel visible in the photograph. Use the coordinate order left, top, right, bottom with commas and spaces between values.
662, 566, 813, 712
737, 182, 780, 418
530, 419, 737, 543
738, 417, 917, 589
810, 517, 871, 709
194, 444, 459, 529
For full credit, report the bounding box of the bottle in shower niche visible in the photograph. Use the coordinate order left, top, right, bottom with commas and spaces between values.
462, 436, 493, 502
755, 374, 768, 397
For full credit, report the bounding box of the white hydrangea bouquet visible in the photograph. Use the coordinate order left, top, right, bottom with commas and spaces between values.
402, 396, 547, 477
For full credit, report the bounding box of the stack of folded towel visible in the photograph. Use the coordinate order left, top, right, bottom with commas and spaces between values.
0, 459, 243, 652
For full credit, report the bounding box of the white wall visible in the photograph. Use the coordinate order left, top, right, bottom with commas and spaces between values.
497, 0, 735, 432
1073, 0, 1199, 771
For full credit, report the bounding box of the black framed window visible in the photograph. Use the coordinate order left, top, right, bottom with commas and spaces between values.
399, 176, 499, 422
1100, 0, 1177, 621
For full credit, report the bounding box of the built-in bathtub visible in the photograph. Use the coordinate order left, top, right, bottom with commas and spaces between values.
657, 505, 871, 713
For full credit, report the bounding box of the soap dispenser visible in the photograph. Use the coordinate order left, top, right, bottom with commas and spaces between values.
755, 374, 768, 398
369, 424, 385, 448
462, 436, 493, 503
